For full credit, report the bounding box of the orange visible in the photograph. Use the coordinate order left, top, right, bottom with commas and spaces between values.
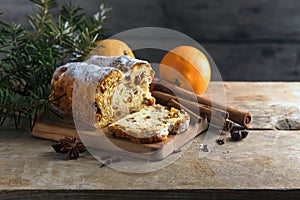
90, 39, 135, 58
159, 46, 211, 95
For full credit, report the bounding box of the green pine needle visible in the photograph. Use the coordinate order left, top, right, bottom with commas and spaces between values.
0, 0, 110, 130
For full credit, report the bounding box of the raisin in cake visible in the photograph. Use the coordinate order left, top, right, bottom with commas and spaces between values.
50, 56, 155, 128
108, 104, 190, 143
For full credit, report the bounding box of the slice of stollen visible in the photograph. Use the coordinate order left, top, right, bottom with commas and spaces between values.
108, 104, 190, 143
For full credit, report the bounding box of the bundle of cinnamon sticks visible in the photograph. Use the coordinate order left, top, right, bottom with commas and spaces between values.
150, 80, 252, 131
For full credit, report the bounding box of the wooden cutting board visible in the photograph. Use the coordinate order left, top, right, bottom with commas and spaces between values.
31, 113, 208, 161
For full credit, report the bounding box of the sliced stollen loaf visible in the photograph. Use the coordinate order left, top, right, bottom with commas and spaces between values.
108, 104, 190, 143
86, 55, 155, 114
50, 56, 155, 128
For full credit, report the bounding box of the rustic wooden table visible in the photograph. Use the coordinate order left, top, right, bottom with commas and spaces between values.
1, 82, 300, 199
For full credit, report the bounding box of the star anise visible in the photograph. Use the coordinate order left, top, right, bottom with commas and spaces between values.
52, 137, 86, 160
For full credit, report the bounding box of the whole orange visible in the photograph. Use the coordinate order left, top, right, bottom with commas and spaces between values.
90, 39, 135, 58
159, 46, 211, 95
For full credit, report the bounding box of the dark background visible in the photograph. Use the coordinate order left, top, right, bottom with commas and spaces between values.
2, 0, 300, 81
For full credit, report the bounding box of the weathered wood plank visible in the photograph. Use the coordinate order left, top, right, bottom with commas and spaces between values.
203, 43, 300, 81
5, 0, 300, 41
152, 0, 300, 41
223, 82, 300, 130
103, 0, 300, 41
103, 0, 166, 35
2, 127, 300, 190
2, 0, 300, 81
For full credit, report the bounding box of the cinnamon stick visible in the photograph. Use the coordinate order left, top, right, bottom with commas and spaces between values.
169, 99, 233, 132
152, 91, 229, 121
169, 96, 233, 132
152, 80, 252, 128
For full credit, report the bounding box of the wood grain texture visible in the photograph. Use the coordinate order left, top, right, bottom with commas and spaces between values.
1, 82, 300, 198
4, 0, 300, 41
162, 0, 300, 41
2, 0, 300, 81
102, 0, 300, 41
224, 82, 300, 129
204, 43, 300, 81
2, 127, 300, 191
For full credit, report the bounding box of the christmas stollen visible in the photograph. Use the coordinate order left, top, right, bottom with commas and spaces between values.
50, 56, 155, 128
50, 55, 190, 143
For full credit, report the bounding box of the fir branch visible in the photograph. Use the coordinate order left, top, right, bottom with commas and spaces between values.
29, 0, 57, 34
0, 0, 110, 130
